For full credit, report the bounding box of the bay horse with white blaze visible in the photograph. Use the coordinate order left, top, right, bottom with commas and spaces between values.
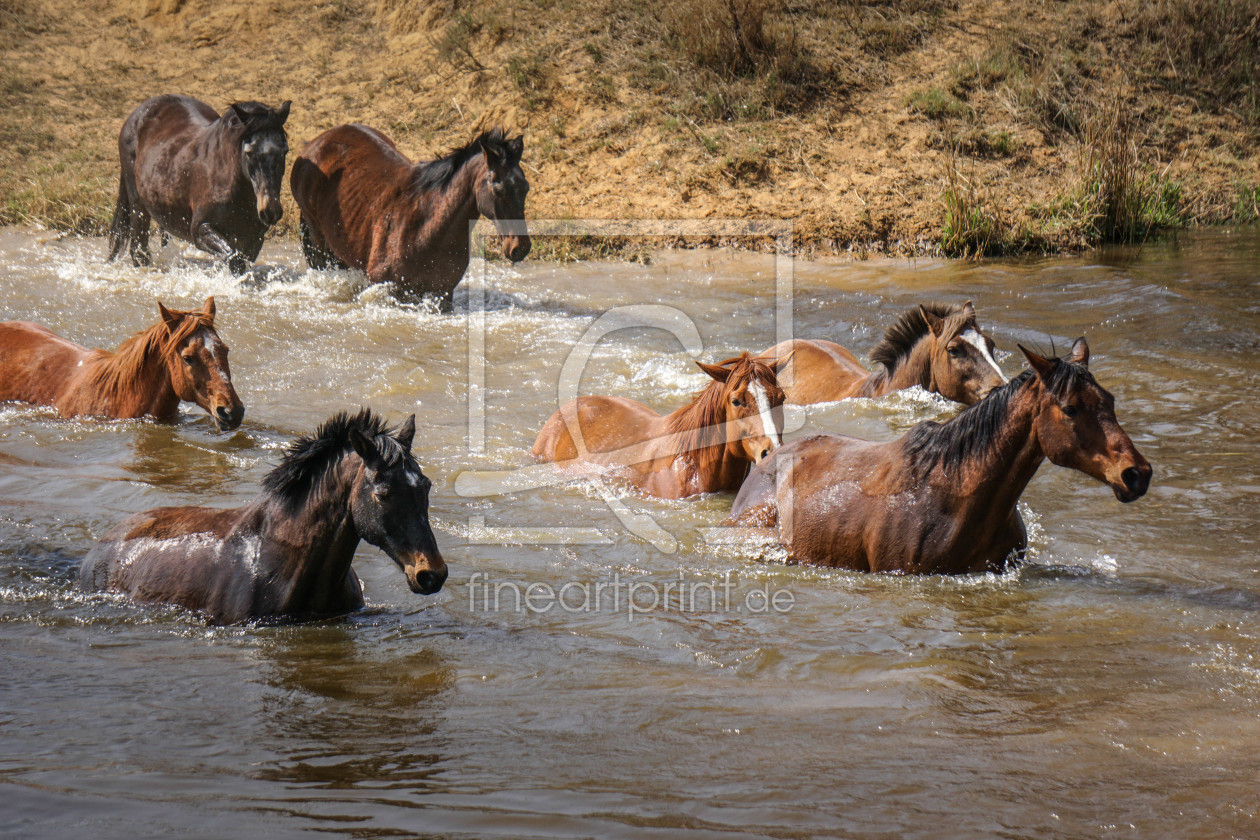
290, 125, 531, 309
109, 95, 291, 273
79, 410, 447, 624
761, 301, 1005, 405
532, 353, 790, 499
0, 297, 243, 430
727, 339, 1152, 574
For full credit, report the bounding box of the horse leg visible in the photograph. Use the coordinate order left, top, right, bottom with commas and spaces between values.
127, 204, 152, 268
107, 175, 130, 262
194, 222, 247, 275
300, 214, 349, 271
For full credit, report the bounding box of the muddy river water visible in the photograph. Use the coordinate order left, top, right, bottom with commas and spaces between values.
0, 226, 1257, 838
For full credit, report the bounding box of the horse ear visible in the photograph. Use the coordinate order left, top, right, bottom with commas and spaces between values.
396, 414, 416, 452
770, 349, 795, 376
960, 300, 976, 320
349, 427, 381, 468
229, 103, 249, 125
920, 305, 944, 337
508, 134, 524, 159
202, 296, 216, 323
479, 137, 506, 168
275, 100, 291, 125
1068, 336, 1090, 367
696, 360, 733, 383
1019, 344, 1056, 381
157, 302, 182, 331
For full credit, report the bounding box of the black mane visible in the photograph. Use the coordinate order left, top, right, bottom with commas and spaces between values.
225, 101, 287, 135
412, 127, 514, 192
903, 356, 1095, 475
870, 302, 966, 373
262, 409, 412, 507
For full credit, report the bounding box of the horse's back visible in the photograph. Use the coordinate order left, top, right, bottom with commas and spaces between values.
293, 123, 411, 187
764, 338, 869, 404
122, 94, 217, 149
0, 321, 89, 406
532, 395, 660, 462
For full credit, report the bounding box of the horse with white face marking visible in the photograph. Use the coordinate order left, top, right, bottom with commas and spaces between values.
79, 410, 446, 623
531, 352, 790, 499
761, 301, 1006, 405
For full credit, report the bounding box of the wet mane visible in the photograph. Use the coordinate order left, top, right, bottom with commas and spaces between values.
904, 355, 1095, 475
412, 127, 515, 192
666, 352, 782, 474
82, 310, 211, 404
223, 101, 287, 136
262, 409, 413, 508
870, 302, 971, 373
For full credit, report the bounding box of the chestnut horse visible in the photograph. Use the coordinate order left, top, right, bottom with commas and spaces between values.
0, 297, 244, 430
761, 302, 1005, 405
532, 353, 790, 499
290, 125, 531, 309
109, 95, 291, 273
728, 339, 1152, 573
79, 410, 447, 624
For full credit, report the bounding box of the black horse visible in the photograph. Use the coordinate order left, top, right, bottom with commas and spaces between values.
108, 94, 290, 274
79, 410, 447, 623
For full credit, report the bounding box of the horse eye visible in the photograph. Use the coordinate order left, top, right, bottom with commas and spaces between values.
181, 353, 195, 365
731, 398, 743, 407
947, 345, 962, 357
1062, 404, 1079, 418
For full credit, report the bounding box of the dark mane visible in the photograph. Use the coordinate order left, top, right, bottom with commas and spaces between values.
262, 409, 412, 507
870, 302, 969, 373
224, 101, 287, 135
903, 356, 1095, 475
412, 127, 514, 192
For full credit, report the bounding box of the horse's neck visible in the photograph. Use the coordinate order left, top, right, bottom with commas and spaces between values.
883, 337, 934, 393
81, 341, 180, 418
255, 462, 362, 612
942, 389, 1045, 519
662, 397, 743, 492
415, 156, 483, 240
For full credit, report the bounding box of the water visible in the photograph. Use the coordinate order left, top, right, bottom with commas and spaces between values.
1, 227, 1257, 838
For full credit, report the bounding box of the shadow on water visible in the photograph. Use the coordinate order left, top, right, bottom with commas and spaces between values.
250, 622, 455, 793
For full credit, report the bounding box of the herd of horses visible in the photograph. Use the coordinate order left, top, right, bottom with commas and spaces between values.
0, 95, 1152, 623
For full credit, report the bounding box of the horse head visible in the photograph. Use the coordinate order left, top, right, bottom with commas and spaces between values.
475, 130, 531, 263
696, 352, 790, 465
1020, 338, 1152, 503
228, 100, 291, 227
347, 415, 448, 595
159, 296, 244, 431
918, 301, 1007, 404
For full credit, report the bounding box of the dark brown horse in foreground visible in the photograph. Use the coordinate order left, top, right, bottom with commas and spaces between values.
0, 297, 243, 430
109, 95, 290, 273
291, 126, 530, 309
79, 410, 446, 624
532, 353, 790, 499
728, 339, 1152, 574
761, 302, 1006, 405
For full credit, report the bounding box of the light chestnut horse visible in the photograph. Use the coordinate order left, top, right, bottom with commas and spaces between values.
291, 125, 530, 310
532, 352, 790, 499
0, 297, 244, 430
727, 339, 1152, 574
762, 301, 1006, 405
79, 410, 446, 624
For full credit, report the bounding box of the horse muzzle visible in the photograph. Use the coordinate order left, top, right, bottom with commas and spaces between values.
258, 200, 284, 227
405, 555, 448, 595
212, 403, 245, 431
1111, 461, 1152, 503
503, 235, 532, 263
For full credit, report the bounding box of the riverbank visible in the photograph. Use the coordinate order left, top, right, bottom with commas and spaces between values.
1, 0, 1257, 258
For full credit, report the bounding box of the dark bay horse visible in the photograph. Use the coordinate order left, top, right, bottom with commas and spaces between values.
290, 125, 531, 309
761, 301, 1006, 405
728, 339, 1152, 573
109, 95, 291, 273
79, 410, 447, 624
532, 353, 790, 499
0, 297, 243, 430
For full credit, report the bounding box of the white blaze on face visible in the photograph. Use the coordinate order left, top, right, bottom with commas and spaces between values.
199, 328, 223, 353
960, 329, 1007, 383
749, 381, 781, 449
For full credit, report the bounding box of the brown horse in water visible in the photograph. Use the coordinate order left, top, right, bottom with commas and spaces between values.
0, 297, 243, 430
79, 410, 447, 624
532, 353, 790, 499
290, 125, 531, 309
761, 301, 1006, 405
109, 95, 291, 273
728, 339, 1152, 574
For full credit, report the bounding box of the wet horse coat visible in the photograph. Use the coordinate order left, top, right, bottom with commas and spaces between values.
109, 95, 290, 273
0, 297, 243, 429
532, 353, 790, 499
762, 302, 1005, 405
291, 126, 531, 309
79, 410, 446, 624
728, 339, 1151, 573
